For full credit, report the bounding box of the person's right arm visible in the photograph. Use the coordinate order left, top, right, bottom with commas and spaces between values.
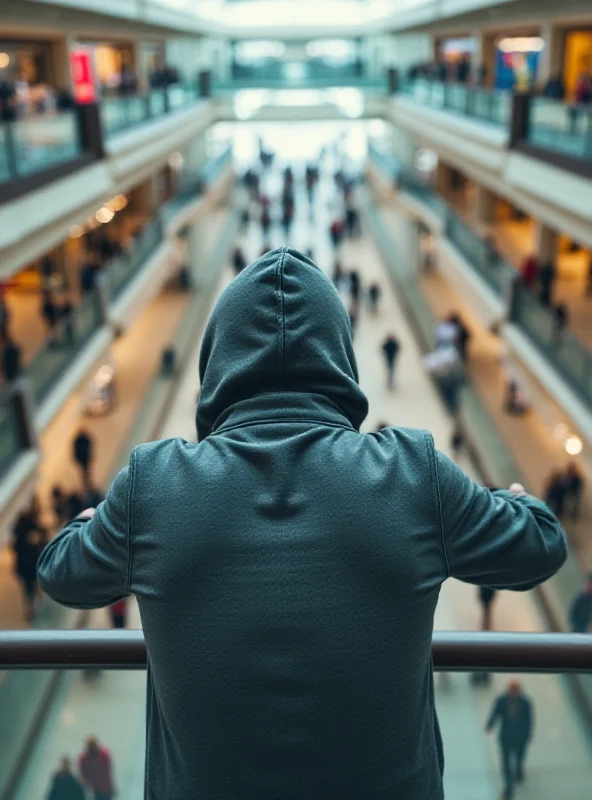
433, 447, 567, 590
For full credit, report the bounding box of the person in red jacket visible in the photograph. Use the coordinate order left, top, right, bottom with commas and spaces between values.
79, 738, 115, 800
520, 254, 538, 289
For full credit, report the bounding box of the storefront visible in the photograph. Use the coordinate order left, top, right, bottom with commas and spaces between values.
77, 40, 136, 94
563, 29, 592, 100
493, 36, 545, 89
0, 39, 56, 113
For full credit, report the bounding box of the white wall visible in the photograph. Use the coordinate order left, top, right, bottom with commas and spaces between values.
165, 37, 232, 83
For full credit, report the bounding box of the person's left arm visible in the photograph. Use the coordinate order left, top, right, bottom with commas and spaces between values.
486, 697, 502, 732
37, 462, 132, 609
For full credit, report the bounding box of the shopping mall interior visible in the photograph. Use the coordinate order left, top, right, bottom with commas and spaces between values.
0, 0, 591, 797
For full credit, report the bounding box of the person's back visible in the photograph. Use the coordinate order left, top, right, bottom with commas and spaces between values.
39, 248, 567, 800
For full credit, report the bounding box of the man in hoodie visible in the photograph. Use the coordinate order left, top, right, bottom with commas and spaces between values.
38, 248, 566, 800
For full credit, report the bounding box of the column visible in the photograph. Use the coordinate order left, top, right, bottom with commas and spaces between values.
538, 23, 565, 88
475, 184, 498, 224
131, 176, 159, 215
434, 161, 453, 195
471, 31, 496, 87
535, 222, 559, 264
51, 34, 74, 91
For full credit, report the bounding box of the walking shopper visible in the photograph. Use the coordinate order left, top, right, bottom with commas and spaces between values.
79, 738, 115, 800
367, 283, 381, 313
1, 334, 21, 383
349, 270, 361, 303
544, 468, 567, 518
109, 598, 128, 629
450, 423, 465, 462
13, 527, 45, 621
73, 430, 94, 492
486, 682, 533, 800
39, 248, 567, 800
47, 757, 86, 800
332, 259, 344, 288
564, 463, 584, 519
538, 261, 556, 307
478, 586, 497, 631
381, 334, 401, 390
329, 218, 344, 249
232, 246, 247, 276
569, 575, 592, 633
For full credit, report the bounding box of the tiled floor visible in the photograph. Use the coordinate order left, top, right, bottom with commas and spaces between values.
13, 161, 592, 799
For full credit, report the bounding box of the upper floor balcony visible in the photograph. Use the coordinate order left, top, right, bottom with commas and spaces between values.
387, 73, 592, 243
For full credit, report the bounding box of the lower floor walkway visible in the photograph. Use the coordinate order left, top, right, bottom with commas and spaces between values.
13, 164, 592, 800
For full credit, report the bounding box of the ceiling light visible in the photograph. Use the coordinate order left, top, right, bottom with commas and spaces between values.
0, 53, 10, 70
69, 225, 85, 239
565, 436, 583, 456
96, 207, 115, 224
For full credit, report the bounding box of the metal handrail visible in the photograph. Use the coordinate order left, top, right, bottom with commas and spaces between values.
0, 631, 591, 672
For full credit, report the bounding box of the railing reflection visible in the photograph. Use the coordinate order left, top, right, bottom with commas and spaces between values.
100, 85, 202, 138
0, 110, 82, 184
398, 76, 510, 126
527, 97, 592, 161
26, 291, 104, 407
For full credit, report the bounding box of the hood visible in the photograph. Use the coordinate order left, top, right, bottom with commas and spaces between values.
196, 247, 368, 440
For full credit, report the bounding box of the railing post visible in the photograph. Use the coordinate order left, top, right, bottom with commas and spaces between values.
76, 103, 105, 159
3, 121, 19, 178
387, 68, 399, 95
509, 92, 531, 148
95, 273, 111, 323
10, 378, 38, 450
198, 70, 211, 99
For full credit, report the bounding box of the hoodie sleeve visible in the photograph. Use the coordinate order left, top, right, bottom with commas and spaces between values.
433, 446, 567, 590
37, 461, 132, 609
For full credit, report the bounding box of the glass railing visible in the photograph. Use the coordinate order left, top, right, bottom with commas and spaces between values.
100, 85, 202, 138
0, 111, 82, 183
368, 143, 514, 299
399, 76, 510, 126
223, 60, 379, 89
446, 211, 515, 296
27, 291, 104, 407
161, 144, 233, 224
1, 633, 592, 800
512, 285, 592, 405
0, 389, 26, 476
107, 218, 164, 300
527, 98, 592, 161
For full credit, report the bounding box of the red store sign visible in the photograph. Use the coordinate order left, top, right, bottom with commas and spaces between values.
70, 48, 97, 104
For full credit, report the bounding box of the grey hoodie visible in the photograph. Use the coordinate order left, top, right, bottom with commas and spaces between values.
38, 248, 567, 799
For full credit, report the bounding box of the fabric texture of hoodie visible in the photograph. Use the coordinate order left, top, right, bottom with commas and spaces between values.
39, 248, 567, 800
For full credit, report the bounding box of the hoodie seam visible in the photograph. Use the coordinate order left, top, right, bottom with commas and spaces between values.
211, 419, 356, 435
275, 248, 287, 376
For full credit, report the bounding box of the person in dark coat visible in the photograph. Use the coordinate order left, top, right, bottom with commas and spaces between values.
486, 682, 534, 800
478, 586, 497, 630
51, 487, 68, 528
538, 261, 556, 307
232, 247, 247, 276
13, 524, 45, 621
349, 270, 361, 303
1, 335, 21, 382
544, 468, 567, 518
332, 259, 344, 288
381, 334, 401, 390
47, 756, 86, 800
569, 575, 592, 633
564, 463, 584, 519
38, 248, 566, 800
367, 283, 381, 313
73, 430, 94, 491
